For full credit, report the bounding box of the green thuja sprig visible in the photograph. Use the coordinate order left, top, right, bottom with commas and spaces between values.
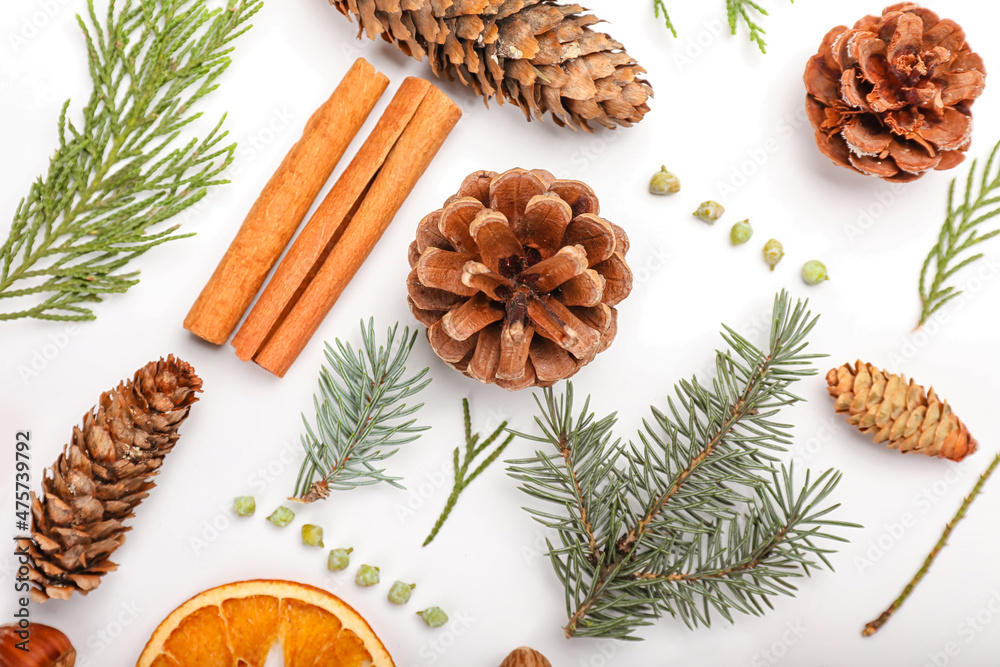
653, 0, 677, 38
423, 399, 514, 547
726, 0, 776, 52
918, 139, 1000, 328
0, 0, 262, 322
508, 291, 858, 640
654, 0, 793, 53
292, 320, 431, 504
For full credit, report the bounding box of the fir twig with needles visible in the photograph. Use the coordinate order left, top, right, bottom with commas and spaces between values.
292, 320, 431, 504
508, 291, 858, 640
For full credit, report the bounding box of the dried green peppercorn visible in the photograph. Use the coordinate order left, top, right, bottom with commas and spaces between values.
267, 506, 294, 527
388, 581, 415, 605
328, 547, 353, 572
730, 220, 753, 245
763, 239, 784, 271
693, 200, 725, 224
233, 496, 255, 517
417, 607, 449, 628
301, 524, 324, 548
802, 260, 829, 285
356, 564, 380, 587
649, 166, 681, 195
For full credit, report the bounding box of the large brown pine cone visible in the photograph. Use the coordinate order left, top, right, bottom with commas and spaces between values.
21, 356, 202, 602
407, 168, 631, 390
804, 3, 986, 182
330, 0, 652, 131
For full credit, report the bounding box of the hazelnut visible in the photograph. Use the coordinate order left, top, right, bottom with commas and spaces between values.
499, 646, 552, 667
0, 623, 76, 667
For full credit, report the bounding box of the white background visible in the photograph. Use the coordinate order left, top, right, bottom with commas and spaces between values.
2, 1, 1000, 665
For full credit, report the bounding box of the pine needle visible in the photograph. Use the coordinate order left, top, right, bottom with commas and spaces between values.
917, 139, 1000, 328
507, 291, 859, 640
423, 399, 514, 547
0, 0, 262, 322
292, 319, 432, 503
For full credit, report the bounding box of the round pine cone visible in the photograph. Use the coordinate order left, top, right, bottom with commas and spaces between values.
804, 3, 986, 182
407, 168, 632, 390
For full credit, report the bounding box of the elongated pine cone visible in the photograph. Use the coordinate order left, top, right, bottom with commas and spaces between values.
827, 361, 977, 462
804, 3, 986, 181
330, 0, 652, 131
407, 168, 631, 390
21, 356, 202, 602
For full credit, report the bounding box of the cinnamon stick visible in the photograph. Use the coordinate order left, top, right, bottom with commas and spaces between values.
232, 77, 433, 361
251, 83, 462, 377
184, 58, 388, 345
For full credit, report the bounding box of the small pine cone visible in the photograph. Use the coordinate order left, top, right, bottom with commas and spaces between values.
330, 0, 653, 131
21, 356, 202, 602
826, 361, 977, 462
804, 3, 986, 181
500, 647, 552, 667
407, 168, 631, 390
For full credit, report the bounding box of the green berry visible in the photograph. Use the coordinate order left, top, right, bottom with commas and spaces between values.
730, 220, 753, 246
417, 607, 449, 628
388, 581, 416, 605
301, 524, 324, 548
693, 200, 725, 224
327, 547, 353, 572
267, 506, 295, 527
802, 260, 829, 285
233, 496, 255, 517
355, 564, 380, 587
763, 239, 784, 271
649, 166, 680, 195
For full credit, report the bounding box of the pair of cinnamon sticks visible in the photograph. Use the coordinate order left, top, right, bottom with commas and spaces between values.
184, 59, 461, 376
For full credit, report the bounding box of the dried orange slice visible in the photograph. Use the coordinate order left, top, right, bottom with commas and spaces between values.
136, 579, 394, 667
